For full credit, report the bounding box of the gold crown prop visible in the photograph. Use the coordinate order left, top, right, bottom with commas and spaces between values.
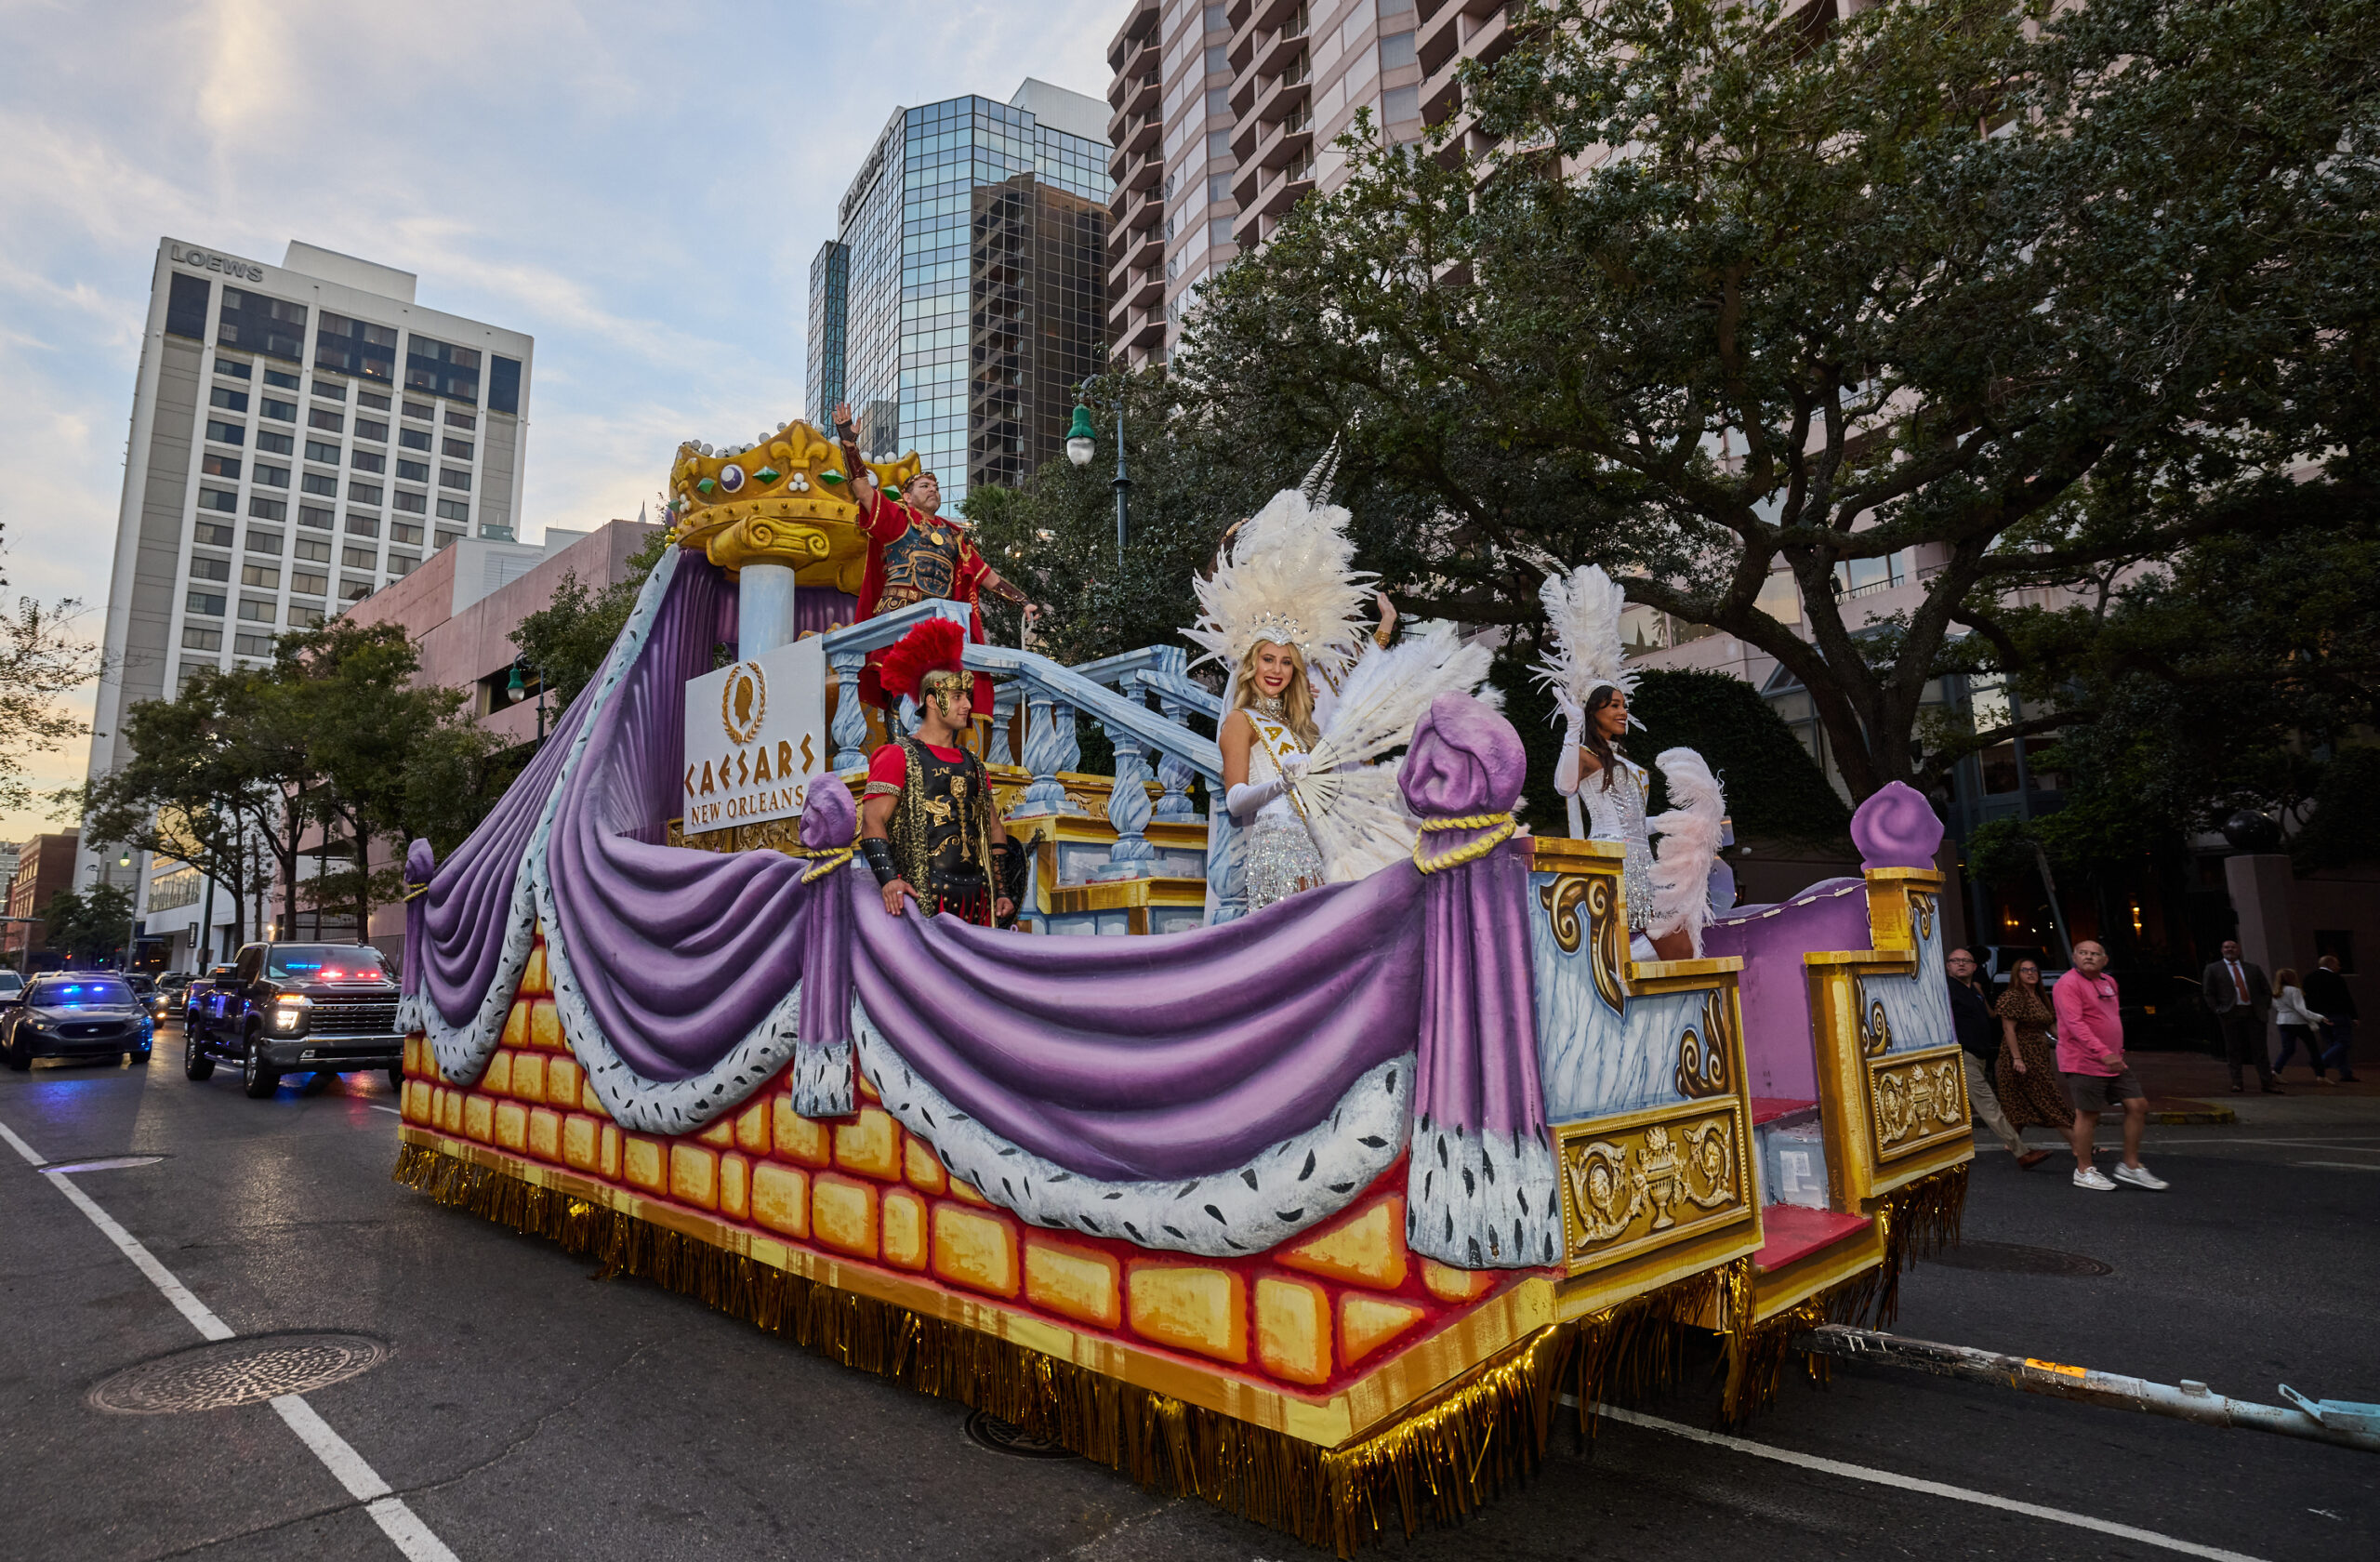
667, 419, 929, 598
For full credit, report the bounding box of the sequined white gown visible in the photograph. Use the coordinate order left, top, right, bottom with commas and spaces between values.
1580, 755, 1655, 932
1238, 710, 1328, 913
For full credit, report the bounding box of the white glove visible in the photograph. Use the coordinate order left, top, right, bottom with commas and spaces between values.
1225, 779, 1284, 821
1278, 751, 1309, 780
1552, 698, 1584, 797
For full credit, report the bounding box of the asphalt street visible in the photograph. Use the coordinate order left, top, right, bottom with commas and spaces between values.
3, 1027, 2373, 1562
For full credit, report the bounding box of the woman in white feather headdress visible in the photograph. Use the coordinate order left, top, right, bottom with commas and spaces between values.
1536, 565, 1728, 960
1187, 481, 1498, 915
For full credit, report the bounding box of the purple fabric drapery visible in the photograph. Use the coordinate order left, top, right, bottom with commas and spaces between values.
848, 866, 1425, 1181
415, 663, 598, 1028
543, 557, 855, 1081
403, 547, 1553, 1248
1399, 694, 1546, 1146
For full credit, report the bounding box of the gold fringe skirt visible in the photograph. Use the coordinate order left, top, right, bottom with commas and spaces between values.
1713, 1162, 1971, 1425
394, 1144, 1688, 1555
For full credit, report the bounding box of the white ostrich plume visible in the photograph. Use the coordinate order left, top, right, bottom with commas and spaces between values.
1533, 564, 1634, 714
1184, 485, 1372, 678
1646, 748, 1727, 956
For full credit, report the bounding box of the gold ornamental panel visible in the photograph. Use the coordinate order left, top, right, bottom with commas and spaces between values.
1854, 974, 1894, 1057
1554, 1099, 1752, 1277
1537, 869, 1626, 1013
1865, 1042, 1969, 1163
1673, 988, 1737, 1099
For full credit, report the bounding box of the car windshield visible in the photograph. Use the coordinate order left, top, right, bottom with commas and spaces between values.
0, 973, 22, 993
127, 975, 157, 993
265, 945, 390, 982
33, 977, 135, 1006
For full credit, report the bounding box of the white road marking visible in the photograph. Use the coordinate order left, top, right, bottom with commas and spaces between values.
2293, 1160, 2380, 1172
368, 1105, 403, 1117
0, 1117, 46, 1165
43, 1168, 235, 1342
1590, 1403, 2270, 1562
1980, 1135, 2380, 1154
1, 1109, 459, 1562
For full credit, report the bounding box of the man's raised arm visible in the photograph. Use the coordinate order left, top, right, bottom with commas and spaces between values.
830, 401, 879, 511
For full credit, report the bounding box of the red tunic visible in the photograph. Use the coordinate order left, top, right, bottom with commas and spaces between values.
864, 740, 968, 787
855, 487, 995, 711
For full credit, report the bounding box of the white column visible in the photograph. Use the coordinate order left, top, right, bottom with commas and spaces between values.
738, 563, 799, 661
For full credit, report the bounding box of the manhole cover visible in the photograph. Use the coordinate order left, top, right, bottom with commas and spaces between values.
43, 1155, 165, 1175
1925, 1241, 2111, 1277
963, 1409, 1078, 1460
90, 1332, 387, 1414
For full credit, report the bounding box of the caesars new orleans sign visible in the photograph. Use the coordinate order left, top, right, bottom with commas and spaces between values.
681, 636, 829, 833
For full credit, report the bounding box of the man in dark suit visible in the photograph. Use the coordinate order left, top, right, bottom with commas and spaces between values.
2203, 938, 2280, 1094
2304, 955, 2361, 1082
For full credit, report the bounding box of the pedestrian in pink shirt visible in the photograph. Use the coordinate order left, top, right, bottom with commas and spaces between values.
2053, 941, 2168, 1192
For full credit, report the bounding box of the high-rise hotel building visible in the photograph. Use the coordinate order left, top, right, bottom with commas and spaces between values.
81, 238, 532, 899
807, 80, 1111, 507
1112, 0, 1512, 369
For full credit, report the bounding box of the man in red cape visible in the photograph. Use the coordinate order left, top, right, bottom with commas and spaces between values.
832, 401, 1028, 713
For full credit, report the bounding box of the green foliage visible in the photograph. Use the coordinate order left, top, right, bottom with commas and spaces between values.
1630, 671, 1851, 846
2291, 747, 2380, 874
36, 882, 134, 963
85, 619, 506, 941
508, 526, 671, 709
963, 371, 1302, 668
273, 619, 503, 929
1982, 512, 2380, 865
1174, 0, 2379, 801
0, 523, 100, 814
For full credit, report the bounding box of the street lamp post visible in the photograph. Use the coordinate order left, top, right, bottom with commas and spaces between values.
1065, 392, 1129, 576
118, 851, 138, 972
509, 657, 549, 744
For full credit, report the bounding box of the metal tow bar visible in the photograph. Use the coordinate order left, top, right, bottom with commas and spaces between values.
1797, 1324, 2380, 1454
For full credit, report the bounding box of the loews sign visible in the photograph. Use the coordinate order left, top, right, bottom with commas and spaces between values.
681, 635, 828, 833
168, 243, 264, 282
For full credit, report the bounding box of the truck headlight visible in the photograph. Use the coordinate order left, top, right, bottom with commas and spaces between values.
272, 1006, 305, 1032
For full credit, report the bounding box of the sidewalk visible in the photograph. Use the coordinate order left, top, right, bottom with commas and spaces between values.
2128, 1050, 2380, 1130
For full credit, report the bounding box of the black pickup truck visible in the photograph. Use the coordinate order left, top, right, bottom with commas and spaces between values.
186, 941, 405, 1098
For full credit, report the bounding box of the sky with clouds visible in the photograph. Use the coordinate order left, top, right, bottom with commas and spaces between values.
0, 0, 1117, 841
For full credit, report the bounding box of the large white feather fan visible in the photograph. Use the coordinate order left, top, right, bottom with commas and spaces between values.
1533, 564, 1634, 712
1646, 747, 1727, 956
1293, 622, 1502, 880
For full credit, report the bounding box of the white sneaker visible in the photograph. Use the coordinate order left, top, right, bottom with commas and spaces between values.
2112, 1162, 2169, 1191
2073, 1166, 2116, 1191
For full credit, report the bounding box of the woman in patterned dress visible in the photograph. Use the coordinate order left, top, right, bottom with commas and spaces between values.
1995, 958, 2075, 1148
1218, 639, 1329, 914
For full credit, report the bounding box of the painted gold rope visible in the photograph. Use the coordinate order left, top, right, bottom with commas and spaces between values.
1412, 812, 1516, 873
798, 848, 854, 883
393, 1143, 1663, 1555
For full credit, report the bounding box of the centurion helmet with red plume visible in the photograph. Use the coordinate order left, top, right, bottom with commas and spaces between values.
876, 617, 970, 708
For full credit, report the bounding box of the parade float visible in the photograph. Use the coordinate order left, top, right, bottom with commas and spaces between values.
391, 417, 1970, 1554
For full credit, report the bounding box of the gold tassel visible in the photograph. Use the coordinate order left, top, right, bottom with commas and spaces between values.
1865, 1161, 1970, 1329
394, 1145, 1596, 1557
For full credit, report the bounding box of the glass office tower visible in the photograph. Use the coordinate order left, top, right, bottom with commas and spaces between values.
807, 79, 1111, 507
